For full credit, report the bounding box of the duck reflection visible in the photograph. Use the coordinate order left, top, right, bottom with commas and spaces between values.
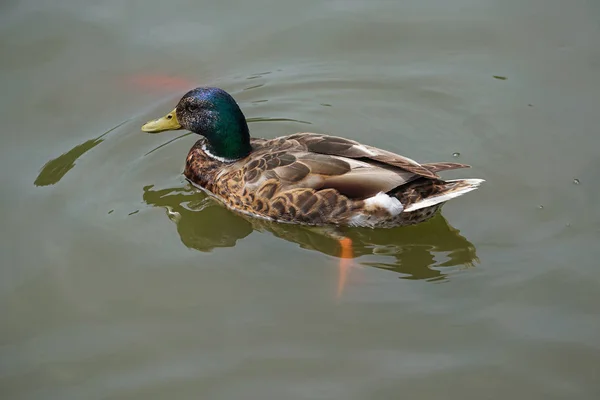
143, 183, 479, 281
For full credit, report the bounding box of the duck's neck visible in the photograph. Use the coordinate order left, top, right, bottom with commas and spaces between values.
203, 114, 252, 162
202, 139, 250, 163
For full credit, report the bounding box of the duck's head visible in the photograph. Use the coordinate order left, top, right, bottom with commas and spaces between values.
142, 87, 251, 161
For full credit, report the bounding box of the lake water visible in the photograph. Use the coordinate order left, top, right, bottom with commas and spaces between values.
1, 0, 599, 399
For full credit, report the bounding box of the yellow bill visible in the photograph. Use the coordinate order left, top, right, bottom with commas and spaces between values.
141, 108, 181, 133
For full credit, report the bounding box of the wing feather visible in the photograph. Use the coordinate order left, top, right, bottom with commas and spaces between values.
243, 133, 463, 201
290, 133, 440, 179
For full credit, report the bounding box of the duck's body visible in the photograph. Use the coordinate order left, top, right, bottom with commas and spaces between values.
143, 87, 483, 228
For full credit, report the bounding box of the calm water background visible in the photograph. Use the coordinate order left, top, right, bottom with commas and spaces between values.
2, 0, 600, 399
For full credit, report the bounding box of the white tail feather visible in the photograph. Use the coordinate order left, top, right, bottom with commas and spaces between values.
364, 192, 404, 215
404, 179, 485, 212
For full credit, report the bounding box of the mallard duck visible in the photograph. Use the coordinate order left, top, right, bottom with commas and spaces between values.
142, 87, 483, 230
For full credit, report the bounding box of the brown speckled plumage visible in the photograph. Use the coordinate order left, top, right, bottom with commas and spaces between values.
183, 132, 479, 227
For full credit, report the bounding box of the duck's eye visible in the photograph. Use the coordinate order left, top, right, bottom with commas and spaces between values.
187, 104, 199, 113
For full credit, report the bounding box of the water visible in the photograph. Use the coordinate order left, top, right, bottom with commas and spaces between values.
2, 0, 600, 399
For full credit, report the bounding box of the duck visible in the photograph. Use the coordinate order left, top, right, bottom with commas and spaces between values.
141, 87, 483, 231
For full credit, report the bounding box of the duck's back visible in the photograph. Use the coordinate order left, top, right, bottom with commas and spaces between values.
184, 133, 482, 227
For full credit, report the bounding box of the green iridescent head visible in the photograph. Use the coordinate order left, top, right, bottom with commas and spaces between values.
142, 87, 251, 161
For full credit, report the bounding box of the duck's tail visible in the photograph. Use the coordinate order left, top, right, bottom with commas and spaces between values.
421, 162, 471, 173
396, 178, 485, 213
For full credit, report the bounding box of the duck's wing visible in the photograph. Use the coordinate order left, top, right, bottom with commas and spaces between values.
284, 133, 445, 179
241, 138, 420, 200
